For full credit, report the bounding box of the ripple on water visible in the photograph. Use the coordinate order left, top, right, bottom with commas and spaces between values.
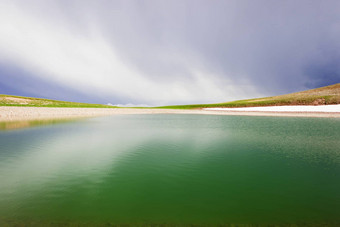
0, 115, 339, 225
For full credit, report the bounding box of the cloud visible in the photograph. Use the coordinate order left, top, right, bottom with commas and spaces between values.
0, 0, 339, 105
113, 103, 152, 108
96, 0, 340, 94
0, 62, 115, 103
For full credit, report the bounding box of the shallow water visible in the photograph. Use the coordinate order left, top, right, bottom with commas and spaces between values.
0, 114, 339, 226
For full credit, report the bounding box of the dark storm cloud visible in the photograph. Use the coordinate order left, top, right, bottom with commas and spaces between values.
0, 0, 339, 104
93, 0, 340, 94
0, 63, 124, 104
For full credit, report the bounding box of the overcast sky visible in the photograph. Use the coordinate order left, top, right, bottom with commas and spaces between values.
0, 0, 340, 106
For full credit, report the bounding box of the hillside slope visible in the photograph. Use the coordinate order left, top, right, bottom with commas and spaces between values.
0, 95, 116, 108
1, 83, 339, 109
159, 83, 340, 109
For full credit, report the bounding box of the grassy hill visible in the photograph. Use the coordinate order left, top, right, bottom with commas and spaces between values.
0, 94, 116, 108
158, 83, 340, 109
1, 83, 339, 109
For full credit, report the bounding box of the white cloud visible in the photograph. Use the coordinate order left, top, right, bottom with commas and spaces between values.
114, 103, 153, 108
0, 1, 260, 105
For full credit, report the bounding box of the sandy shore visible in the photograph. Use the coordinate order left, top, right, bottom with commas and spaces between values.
205, 104, 340, 112
1, 106, 340, 123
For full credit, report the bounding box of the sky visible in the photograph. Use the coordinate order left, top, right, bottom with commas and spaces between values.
0, 0, 340, 106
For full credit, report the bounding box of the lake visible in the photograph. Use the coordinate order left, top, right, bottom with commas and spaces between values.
0, 114, 339, 226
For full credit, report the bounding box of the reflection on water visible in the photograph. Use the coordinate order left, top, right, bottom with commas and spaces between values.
0, 115, 339, 226
0, 118, 79, 130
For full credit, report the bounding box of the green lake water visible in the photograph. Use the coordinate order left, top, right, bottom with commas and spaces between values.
0, 114, 339, 226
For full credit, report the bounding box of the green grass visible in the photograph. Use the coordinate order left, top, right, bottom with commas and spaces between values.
0, 94, 117, 108
157, 83, 340, 109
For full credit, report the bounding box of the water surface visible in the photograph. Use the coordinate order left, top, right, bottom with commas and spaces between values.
0, 115, 339, 226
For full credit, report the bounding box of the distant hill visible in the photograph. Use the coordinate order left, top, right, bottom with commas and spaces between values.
159, 83, 340, 109
1, 83, 339, 109
0, 94, 116, 108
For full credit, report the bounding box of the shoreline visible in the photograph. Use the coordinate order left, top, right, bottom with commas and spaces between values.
204, 104, 340, 112
1, 106, 340, 123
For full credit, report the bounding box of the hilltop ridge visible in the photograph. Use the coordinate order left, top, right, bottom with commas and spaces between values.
0, 94, 115, 108
159, 83, 340, 109
1, 83, 339, 109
